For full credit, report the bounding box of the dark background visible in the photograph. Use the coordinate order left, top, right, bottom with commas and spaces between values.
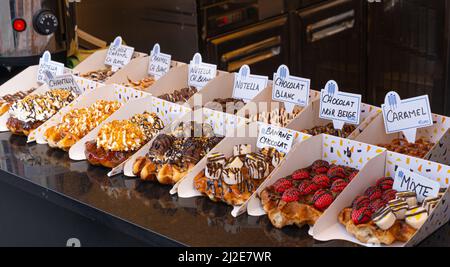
74, 0, 450, 115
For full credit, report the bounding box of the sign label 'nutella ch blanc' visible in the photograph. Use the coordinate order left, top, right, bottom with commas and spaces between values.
37, 51, 65, 84
381, 91, 433, 143
188, 53, 217, 90
319, 80, 362, 130
232, 65, 268, 101
272, 65, 310, 113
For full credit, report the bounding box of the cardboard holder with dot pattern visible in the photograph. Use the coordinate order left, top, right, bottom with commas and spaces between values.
355, 112, 450, 159
175, 121, 312, 217
286, 98, 382, 140
29, 84, 152, 144
123, 108, 250, 191
68, 92, 192, 177
312, 149, 450, 247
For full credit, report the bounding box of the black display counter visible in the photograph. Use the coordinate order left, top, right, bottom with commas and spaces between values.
0, 132, 449, 247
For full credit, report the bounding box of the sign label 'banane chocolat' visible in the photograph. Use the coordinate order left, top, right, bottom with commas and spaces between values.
257, 123, 295, 154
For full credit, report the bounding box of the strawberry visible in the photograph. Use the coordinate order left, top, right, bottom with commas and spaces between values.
281, 187, 301, 202
368, 199, 386, 213
304, 182, 320, 195
312, 160, 330, 174
364, 186, 382, 201
376, 177, 394, 191
312, 174, 331, 189
273, 178, 293, 193
331, 179, 349, 193
352, 195, 370, 209
298, 180, 311, 195
347, 171, 359, 181
327, 165, 346, 179
351, 206, 372, 225
382, 189, 397, 202
292, 168, 310, 180
312, 189, 334, 211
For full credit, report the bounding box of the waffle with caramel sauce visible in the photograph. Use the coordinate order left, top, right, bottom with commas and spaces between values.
44, 100, 122, 151
122, 77, 156, 91
85, 112, 164, 168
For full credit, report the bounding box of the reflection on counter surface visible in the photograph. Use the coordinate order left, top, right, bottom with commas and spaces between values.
0, 132, 448, 246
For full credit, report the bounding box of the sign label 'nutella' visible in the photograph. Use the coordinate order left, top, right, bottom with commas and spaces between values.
232, 65, 268, 101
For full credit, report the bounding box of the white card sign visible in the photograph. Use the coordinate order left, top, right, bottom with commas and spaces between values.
319, 80, 361, 130
393, 167, 440, 202
232, 65, 268, 101
104, 36, 135, 72
257, 123, 295, 154
381, 92, 433, 143
188, 53, 217, 90
272, 65, 310, 113
148, 43, 171, 80
48, 74, 82, 95
36, 51, 65, 84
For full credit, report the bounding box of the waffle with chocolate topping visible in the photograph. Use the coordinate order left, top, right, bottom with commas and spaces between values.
377, 138, 435, 158
157, 87, 197, 103
193, 145, 284, 206
203, 98, 246, 115
260, 160, 358, 228
0, 88, 36, 116
300, 123, 356, 138
133, 122, 223, 185
80, 68, 115, 83
44, 100, 122, 151
85, 111, 164, 168
6, 89, 77, 136
122, 77, 156, 91
249, 107, 301, 127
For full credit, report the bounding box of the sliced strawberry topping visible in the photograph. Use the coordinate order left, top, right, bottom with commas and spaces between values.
312, 189, 334, 211
376, 177, 394, 191
273, 178, 293, 193
351, 206, 372, 225
281, 187, 301, 202
312, 160, 330, 174
352, 195, 370, 209
312, 174, 331, 189
330, 179, 349, 193
327, 165, 346, 179
292, 168, 310, 180
381, 189, 397, 202
368, 199, 386, 213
